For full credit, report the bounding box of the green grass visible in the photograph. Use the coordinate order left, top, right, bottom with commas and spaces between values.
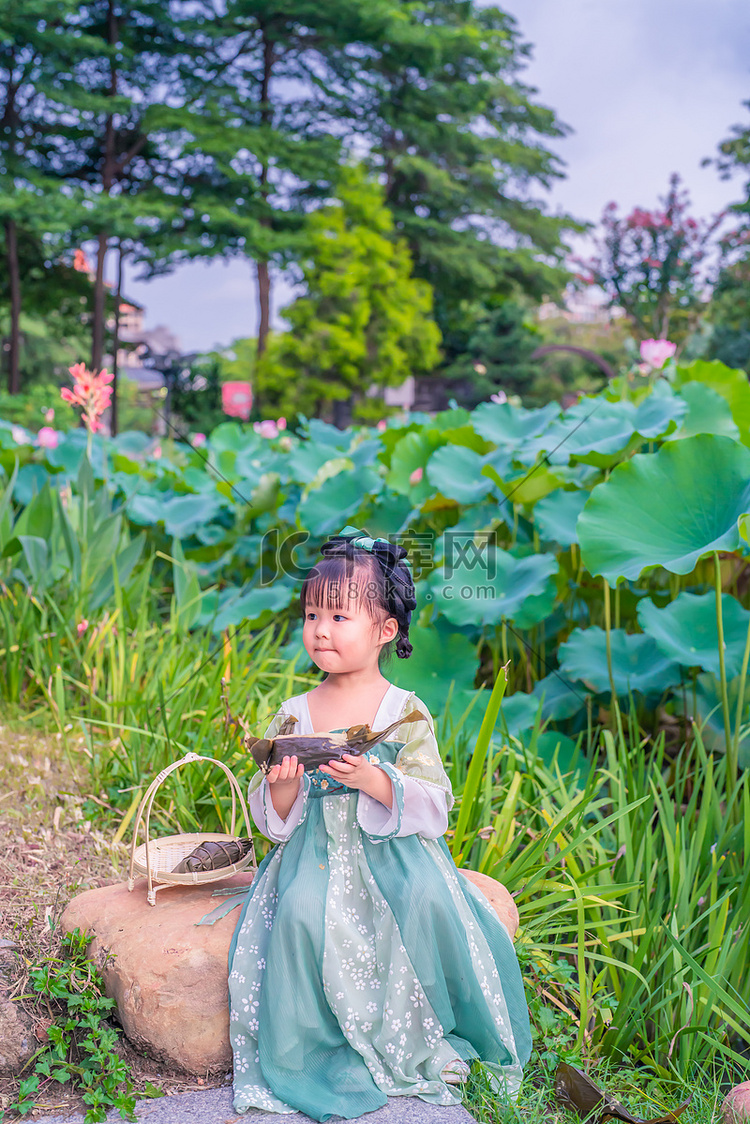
462, 1055, 734, 1124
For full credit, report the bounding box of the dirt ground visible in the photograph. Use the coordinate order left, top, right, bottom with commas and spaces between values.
0, 722, 231, 1121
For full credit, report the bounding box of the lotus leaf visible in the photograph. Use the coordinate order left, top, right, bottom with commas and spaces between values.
209, 422, 261, 454
285, 442, 343, 485
471, 400, 560, 449
674, 360, 750, 443
531, 671, 588, 720
44, 432, 87, 475
13, 463, 49, 505
672, 381, 740, 441
211, 582, 296, 632
390, 622, 478, 720
426, 545, 558, 627
298, 417, 357, 449
449, 502, 507, 534
162, 494, 223, 539
637, 591, 750, 677
296, 465, 382, 534
527, 399, 637, 466
127, 493, 165, 527
558, 627, 682, 697
426, 445, 494, 504
499, 691, 540, 736
578, 435, 750, 582
673, 672, 750, 768
386, 429, 445, 495
534, 490, 588, 546
493, 464, 566, 508
110, 430, 151, 455
632, 388, 688, 438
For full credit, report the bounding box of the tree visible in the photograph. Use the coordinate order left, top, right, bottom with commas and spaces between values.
0, 0, 84, 392
704, 100, 750, 371
441, 299, 540, 405
141, 0, 368, 358
325, 1, 580, 336
580, 174, 722, 344
255, 166, 441, 424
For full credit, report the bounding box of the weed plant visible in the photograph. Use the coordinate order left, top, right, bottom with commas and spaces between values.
6, 929, 153, 1124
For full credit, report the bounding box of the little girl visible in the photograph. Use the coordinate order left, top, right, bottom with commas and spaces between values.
227, 526, 531, 1121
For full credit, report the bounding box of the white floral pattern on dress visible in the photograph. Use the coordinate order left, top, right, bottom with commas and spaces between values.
321, 795, 462, 1104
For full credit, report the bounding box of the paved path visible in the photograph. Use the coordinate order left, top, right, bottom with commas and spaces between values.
33, 1085, 476, 1124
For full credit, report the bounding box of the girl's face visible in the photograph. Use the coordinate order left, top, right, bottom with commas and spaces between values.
302, 579, 398, 674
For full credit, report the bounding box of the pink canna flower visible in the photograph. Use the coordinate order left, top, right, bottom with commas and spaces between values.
409, 467, 424, 485
639, 339, 677, 370
61, 362, 114, 432
37, 426, 59, 449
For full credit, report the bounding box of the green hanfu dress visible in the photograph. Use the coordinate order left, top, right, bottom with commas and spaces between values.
228, 682, 531, 1121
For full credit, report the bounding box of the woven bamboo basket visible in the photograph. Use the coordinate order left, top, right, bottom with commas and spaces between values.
127, 751, 257, 905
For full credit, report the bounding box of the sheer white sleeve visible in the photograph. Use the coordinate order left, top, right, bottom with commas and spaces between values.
357, 694, 452, 842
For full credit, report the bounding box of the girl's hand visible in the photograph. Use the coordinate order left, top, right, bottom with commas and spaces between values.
320, 754, 393, 808
267, 755, 304, 786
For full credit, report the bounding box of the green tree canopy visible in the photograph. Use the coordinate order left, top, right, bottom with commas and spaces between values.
330, 1, 581, 335
255, 165, 441, 424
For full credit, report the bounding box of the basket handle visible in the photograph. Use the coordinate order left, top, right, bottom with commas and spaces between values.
127, 753, 255, 895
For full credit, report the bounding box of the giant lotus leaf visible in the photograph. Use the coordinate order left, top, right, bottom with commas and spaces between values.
578, 435, 750, 582
558, 627, 682, 697
534, 489, 588, 546
426, 445, 494, 504
426, 545, 558, 627
471, 400, 560, 451
637, 591, 750, 677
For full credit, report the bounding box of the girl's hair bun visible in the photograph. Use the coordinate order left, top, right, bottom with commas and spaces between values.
319, 530, 417, 660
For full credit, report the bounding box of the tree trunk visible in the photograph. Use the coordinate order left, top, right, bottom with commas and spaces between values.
257, 260, 270, 356
256, 29, 273, 358
91, 229, 109, 372
4, 218, 21, 394
111, 241, 124, 436
92, 0, 118, 372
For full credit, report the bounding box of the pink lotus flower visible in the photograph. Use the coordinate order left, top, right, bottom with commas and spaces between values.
256, 420, 278, 439
37, 426, 59, 449
152, 444, 162, 459
77, 619, 89, 637
192, 433, 207, 447
490, 391, 507, 404
12, 425, 29, 445
277, 417, 287, 431
44, 408, 55, 423
409, 467, 424, 485
222, 381, 252, 420
639, 339, 676, 370
61, 362, 114, 432
376, 420, 387, 432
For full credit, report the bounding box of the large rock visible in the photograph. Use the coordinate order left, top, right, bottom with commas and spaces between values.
460, 869, 519, 939
61, 867, 518, 1075
61, 873, 253, 1074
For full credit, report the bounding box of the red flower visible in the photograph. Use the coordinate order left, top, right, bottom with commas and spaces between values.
61, 363, 114, 433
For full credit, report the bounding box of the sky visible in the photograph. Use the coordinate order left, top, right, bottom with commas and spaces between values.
122, 0, 750, 353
